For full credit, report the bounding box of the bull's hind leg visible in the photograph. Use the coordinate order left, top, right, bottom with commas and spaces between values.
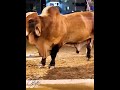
49, 44, 60, 69
86, 38, 92, 61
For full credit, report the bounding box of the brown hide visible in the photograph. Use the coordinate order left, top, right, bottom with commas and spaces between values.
26, 6, 94, 58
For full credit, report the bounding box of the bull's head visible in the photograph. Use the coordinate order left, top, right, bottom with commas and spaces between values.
26, 12, 41, 44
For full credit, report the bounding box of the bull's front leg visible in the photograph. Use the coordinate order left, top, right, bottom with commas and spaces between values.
35, 46, 46, 68
39, 58, 46, 68
49, 44, 60, 69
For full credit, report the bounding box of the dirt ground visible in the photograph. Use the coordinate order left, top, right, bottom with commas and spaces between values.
26, 42, 94, 80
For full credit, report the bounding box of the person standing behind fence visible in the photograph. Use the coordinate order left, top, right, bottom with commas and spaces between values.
86, 0, 94, 11
86, 0, 91, 11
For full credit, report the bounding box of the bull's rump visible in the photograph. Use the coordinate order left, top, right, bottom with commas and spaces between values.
64, 12, 94, 43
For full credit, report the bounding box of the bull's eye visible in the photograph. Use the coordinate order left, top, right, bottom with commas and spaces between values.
28, 19, 36, 29
28, 19, 34, 24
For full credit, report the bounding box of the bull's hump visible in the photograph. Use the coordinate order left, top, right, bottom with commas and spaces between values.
41, 6, 60, 16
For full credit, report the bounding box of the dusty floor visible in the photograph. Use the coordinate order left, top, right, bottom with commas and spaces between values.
26, 42, 94, 80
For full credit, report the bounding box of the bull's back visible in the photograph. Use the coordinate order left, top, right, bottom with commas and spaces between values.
64, 11, 94, 43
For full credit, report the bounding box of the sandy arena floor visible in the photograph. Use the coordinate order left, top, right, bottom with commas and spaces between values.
26, 42, 94, 80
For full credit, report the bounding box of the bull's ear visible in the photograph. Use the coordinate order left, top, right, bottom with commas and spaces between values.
35, 26, 41, 36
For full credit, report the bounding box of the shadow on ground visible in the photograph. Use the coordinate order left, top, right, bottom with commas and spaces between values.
42, 62, 94, 79
26, 60, 94, 80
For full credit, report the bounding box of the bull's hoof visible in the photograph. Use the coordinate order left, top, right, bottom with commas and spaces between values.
87, 58, 90, 61
76, 50, 79, 54
39, 64, 45, 68
86, 55, 92, 61
48, 65, 55, 69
